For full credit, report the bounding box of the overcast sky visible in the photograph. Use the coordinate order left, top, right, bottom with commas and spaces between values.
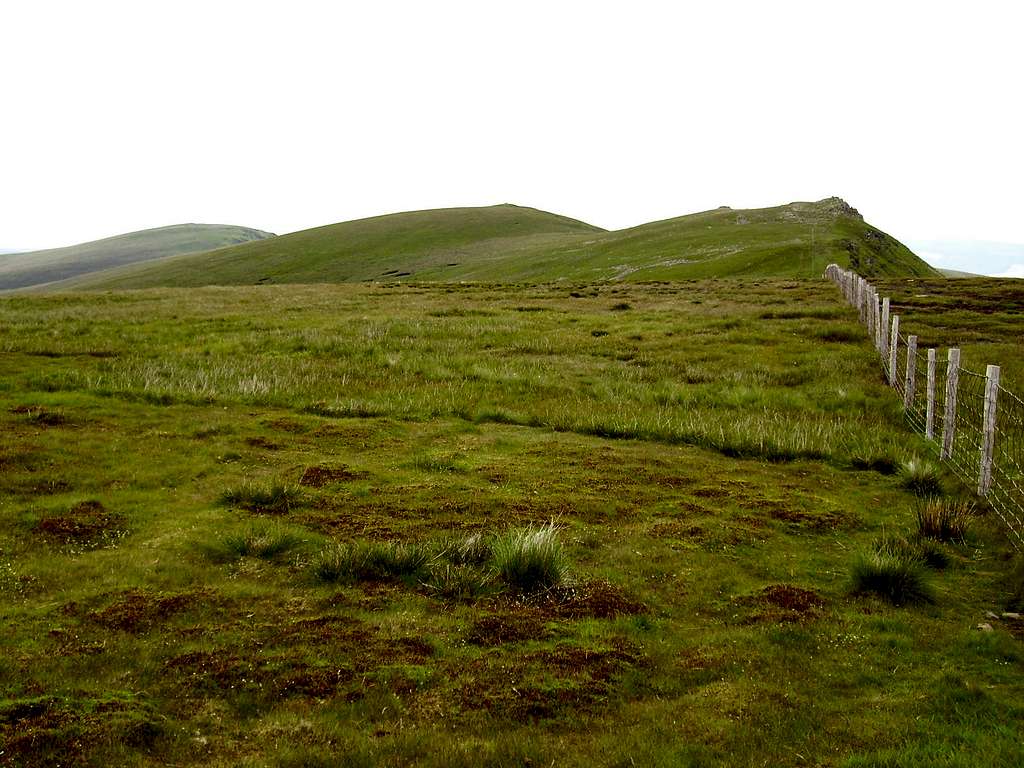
2, 1, 1022, 275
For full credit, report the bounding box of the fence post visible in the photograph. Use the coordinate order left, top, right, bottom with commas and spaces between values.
979, 365, 1001, 495
941, 348, 960, 460
888, 315, 900, 385
904, 335, 917, 409
871, 291, 879, 348
880, 297, 890, 359
926, 348, 936, 439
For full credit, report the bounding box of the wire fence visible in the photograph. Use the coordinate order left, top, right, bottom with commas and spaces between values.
825, 264, 1024, 550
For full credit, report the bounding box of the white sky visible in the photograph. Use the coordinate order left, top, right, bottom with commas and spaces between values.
2, 1, 1022, 274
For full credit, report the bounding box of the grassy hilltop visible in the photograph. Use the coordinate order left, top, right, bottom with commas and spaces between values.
1, 278, 1022, 767
0, 224, 274, 291
52, 198, 938, 290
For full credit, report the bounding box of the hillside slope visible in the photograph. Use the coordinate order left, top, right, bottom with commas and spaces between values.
52, 199, 937, 290
0, 223, 274, 290
50, 205, 602, 290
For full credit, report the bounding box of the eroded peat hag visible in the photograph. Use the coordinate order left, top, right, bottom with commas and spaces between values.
1, 279, 1023, 767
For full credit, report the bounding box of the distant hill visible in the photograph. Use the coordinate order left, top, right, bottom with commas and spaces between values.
939, 268, 984, 278
0, 224, 274, 290
41, 199, 939, 290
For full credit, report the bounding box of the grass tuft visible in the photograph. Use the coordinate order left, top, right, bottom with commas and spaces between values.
491, 522, 568, 592
202, 522, 304, 563
218, 483, 303, 514
437, 532, 492, 566
850, 536, 935, 606
917, 498, 973, 543
898, 457, 943, 497
424, 563, 494, 602
310, 540, 432, 584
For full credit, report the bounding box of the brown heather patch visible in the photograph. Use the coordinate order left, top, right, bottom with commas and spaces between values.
527, 580, 647, 620
761, 503, 859, 532
735, 584, 826, 623
84, 589, 203, 632
34, 501, 124, 544
163, 651, 354, 701
454, 639, 645, 721
299, 465, 366, 488
8, 405, 70, 427
161, 613, 435, 708
0, 695, 164, 767
467, 608, 552, 646
244, 436, 282, 450
265, 418, 311, 433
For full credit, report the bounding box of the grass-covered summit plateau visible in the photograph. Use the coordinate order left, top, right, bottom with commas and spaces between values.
52, 198, 937, 290
1, 223, 274, 291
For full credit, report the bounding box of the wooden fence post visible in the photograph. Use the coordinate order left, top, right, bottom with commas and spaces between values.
941, 348, 960, 460
904, 335, 917, 409
888, 315, 900, 385
979, 364, 1001, 495
872, 292, 880, 348
926, 348, 936, 439
880, 297, 890, 359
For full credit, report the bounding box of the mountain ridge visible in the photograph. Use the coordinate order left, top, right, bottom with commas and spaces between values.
24, 199, 939, 290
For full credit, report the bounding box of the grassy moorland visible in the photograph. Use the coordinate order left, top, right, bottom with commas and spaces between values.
1, 279, 1022, 767
874, 276, 1024, 386
51, 198, 937, 291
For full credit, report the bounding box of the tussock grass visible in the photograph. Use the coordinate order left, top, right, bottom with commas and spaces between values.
202, 522, 304, 563
424, 563, 494, 602
899, 457, 943, 497
437, 532, 492, 566
310, 541, 432, 584
850, 536, 935, 606
844, 434, 900, 474
917, 498, 974, 543
218, 483, 303, 514
491, 522, 568, 592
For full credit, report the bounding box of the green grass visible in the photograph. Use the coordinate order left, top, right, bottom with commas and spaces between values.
899, 457, 944, 497
311, 540, 433, 584
48, 198, 936, 291
1, 277, 1022, 767
218, 483, 303, 514
873, 276, 1024, 388
491, 522, 568, 592
850, 536, 936, 606
0, 223, 273, 291
201, 522, 306, 563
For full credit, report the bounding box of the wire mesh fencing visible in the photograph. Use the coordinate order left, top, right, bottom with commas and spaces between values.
824, 264, 1024, 550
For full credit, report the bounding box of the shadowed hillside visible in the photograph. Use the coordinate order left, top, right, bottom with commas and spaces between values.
0, 224, 274, 290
